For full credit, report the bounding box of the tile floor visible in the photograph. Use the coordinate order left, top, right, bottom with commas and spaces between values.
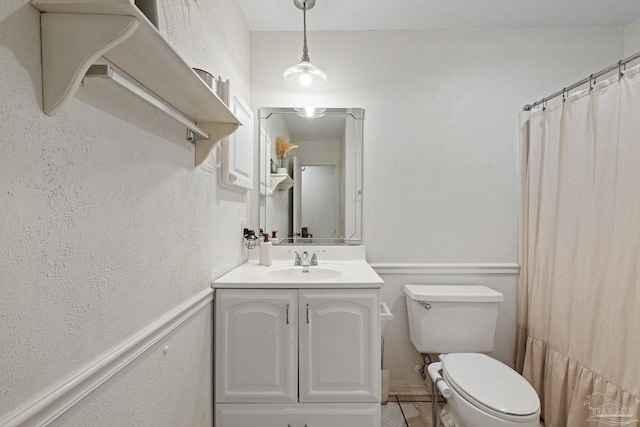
382, 395, 444, 427
383, 396, 545, 427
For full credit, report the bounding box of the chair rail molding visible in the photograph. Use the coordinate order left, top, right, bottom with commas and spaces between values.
370, 262, 520, 275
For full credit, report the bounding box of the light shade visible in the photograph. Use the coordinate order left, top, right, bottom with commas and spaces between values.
284, 61, 327, 88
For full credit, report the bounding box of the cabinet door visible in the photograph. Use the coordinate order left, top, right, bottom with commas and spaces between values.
220, 84, 254, 191
299, 290, 380, 403
215, 289, 297, 402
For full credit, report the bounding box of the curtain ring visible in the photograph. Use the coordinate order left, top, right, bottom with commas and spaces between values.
562, 88, 568, 102
618, 60, 625, 77
589, 74, 595, 91
542, 99, 547, 110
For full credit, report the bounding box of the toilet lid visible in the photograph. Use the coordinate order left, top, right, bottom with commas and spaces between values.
442, 353, 540, 417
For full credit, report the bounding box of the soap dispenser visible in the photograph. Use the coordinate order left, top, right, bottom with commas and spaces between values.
259, 233, 272, 266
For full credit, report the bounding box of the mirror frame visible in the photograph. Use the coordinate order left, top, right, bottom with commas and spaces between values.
259, 107, 364, 245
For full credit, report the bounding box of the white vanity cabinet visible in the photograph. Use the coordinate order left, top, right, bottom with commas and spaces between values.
215, 287, 381, 427
299, 290, 379, 402
215, 289, 298, 403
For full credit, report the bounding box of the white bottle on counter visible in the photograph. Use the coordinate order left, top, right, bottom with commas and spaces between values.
259, 233, 272, 266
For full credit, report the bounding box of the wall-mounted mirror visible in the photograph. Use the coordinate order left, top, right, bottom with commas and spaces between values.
259, 108, 364, 245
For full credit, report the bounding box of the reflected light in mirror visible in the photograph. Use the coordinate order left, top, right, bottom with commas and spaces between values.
294, 107, 326, 119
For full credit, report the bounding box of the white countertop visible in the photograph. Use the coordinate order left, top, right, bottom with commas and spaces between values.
214, 246, 384, 289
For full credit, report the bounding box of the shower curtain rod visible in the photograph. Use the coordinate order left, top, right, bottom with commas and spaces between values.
523, 50, 640, 111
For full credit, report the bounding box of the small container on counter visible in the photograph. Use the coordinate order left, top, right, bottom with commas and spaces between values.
259, 233, 272, 266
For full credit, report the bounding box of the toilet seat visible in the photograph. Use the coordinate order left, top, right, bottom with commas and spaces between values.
442, 353, 540, 422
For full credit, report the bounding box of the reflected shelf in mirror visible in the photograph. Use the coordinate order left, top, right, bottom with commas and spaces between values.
269, 173, 294, 193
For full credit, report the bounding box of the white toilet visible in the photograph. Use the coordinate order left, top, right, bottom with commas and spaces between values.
404, 284, 540, 427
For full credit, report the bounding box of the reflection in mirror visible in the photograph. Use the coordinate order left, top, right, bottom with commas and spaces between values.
259, 108, 364, 245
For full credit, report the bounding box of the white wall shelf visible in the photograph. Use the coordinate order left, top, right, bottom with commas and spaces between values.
269, 174, 294, 193
30, 0, 241, 167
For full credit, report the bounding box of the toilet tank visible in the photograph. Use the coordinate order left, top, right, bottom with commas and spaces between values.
404, 284, 503, 353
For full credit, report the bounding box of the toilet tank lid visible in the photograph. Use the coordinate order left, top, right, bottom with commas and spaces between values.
403, 285, 504, 302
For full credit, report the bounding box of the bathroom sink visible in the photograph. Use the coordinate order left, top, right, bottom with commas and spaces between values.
213, 246, 384, 288
262, 265, 348, 281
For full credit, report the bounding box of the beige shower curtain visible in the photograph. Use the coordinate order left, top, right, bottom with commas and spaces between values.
517, 65, 640, 427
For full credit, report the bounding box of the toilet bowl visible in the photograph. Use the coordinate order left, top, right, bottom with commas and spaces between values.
404, 284, 540, 427
439, 353, 540, 427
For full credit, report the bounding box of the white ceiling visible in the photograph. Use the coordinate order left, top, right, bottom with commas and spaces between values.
238, 0, 640, 32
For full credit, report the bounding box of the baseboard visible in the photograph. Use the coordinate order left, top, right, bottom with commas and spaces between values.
0, 288, 213, 427
370, 262, 520, 275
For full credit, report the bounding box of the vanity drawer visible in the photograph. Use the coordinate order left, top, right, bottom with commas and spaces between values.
215, 403, 381, 427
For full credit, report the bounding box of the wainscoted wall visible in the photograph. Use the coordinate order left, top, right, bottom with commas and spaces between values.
250, 28, 624, 394
0, 0, 249, 424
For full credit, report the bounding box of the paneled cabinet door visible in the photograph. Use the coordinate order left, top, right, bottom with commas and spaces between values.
298, 289, 380, 403
215, 289, 297, 403
220, 86, 254, 191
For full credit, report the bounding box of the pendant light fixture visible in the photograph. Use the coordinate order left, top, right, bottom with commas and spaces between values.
283, 0, 327, 88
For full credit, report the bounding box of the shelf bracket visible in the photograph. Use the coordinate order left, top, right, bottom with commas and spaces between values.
40, 13, 139, 116
194, 122, 241, 167
269, 174, 294, 193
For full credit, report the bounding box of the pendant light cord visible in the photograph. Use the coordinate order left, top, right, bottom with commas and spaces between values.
301, 1, 310, 62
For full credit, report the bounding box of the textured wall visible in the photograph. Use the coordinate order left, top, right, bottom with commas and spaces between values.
0, 0, 249, 424
250, 28, 623, 392
624, 17, 640, 56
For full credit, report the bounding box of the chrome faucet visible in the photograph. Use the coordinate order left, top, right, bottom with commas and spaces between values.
300, 251, 311, 272
288, 250, 324, 273
310, 250, 325, 266
288, 250, 302, 266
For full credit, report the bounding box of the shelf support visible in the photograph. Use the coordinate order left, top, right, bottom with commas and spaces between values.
269, 174, 294, 193
41, 13, 139, 115
194, 122, 240, 167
